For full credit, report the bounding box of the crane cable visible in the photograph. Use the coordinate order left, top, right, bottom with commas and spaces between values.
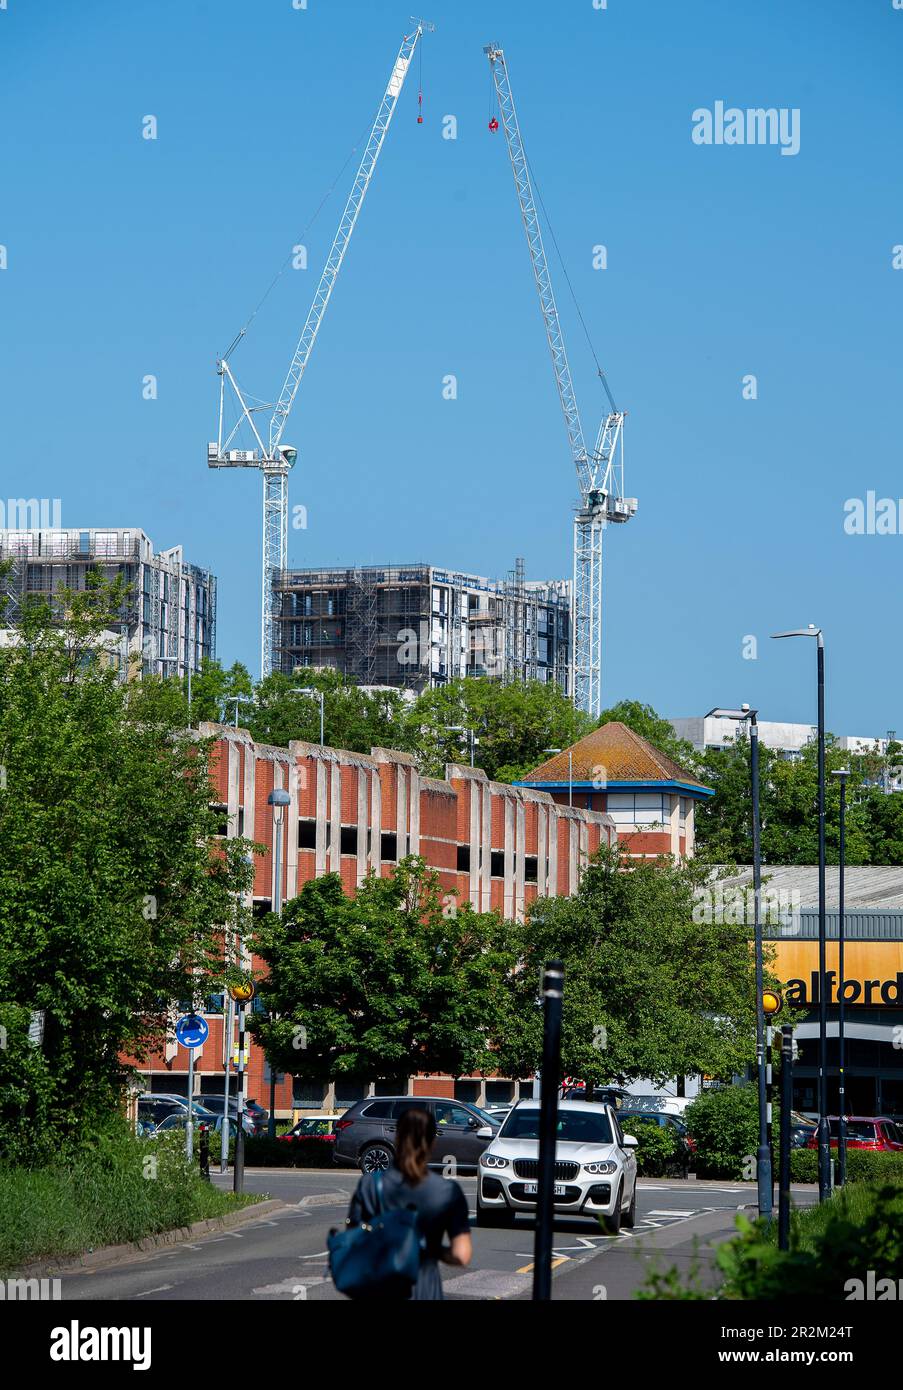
525, 153, 619, 418
220, 114, 377, 363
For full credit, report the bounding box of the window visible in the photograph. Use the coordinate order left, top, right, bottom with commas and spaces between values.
524, 855, 538, 884
298, 819, 317, 850
679, 797, 688, 832
381, 832, 397, 862
490, 850, 505, 878
435, 1103, 476, 1128
605, 792, 668, 827
340, 826, 358, 855
457, 844, 471, 872
209, 803, 229, 837
361, 1100, 396, 1120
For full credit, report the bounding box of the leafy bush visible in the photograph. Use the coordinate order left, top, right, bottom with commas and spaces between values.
790, 1147, 903, 1186
0, 1121, 257, 1273
243, 1135, 333, 1168
624, 1119, 685, 1178
684, 1084, 758, 1180
717, 1183, 903, 1299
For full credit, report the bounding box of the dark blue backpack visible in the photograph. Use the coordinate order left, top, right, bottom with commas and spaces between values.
328, 1171, 424, 1299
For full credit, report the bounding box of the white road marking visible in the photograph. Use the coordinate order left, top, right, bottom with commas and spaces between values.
646, 1209, 698, 1217
132, 1285, 175, 1297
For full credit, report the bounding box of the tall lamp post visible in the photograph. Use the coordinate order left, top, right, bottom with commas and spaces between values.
446, 724, 478, 767
544, 748, 573, 808
266, 787, 292, 1138
707, 705, 772, 1220
832, 768, 850, 1185
772, 625, 830, 1201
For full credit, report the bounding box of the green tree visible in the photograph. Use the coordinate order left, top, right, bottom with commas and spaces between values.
190, 657, 254, 725
249, 857, 515, 1086
247, 669, 415, 756
0, 587, 255, 1159
496, 844, 756, 1088
407, 677, 594, 782
595, 699, 698, 769
695, 735, 894, 865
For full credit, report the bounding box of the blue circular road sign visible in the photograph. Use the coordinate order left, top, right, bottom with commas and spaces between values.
175, 1014, 209, 1049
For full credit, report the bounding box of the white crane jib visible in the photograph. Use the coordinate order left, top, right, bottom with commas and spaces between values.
484, 43, 636, 718
210, 20, 432, 679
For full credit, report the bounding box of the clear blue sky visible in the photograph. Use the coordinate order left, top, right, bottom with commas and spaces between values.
1, 0, 901, 734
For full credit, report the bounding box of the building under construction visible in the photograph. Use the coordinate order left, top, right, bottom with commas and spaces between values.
0, 527, 216, 679
273, 560, 571, 695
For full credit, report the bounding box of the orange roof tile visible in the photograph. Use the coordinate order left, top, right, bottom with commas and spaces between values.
522, 721, 712, 792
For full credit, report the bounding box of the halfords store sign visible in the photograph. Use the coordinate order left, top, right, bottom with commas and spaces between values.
770, 941, 903, 1116
772, 942, 903, 1007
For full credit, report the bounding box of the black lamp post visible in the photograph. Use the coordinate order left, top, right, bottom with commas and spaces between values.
772, 626, 830, 1201
832, 768, 850, 1185
267, 787, 292, 1139
707, 705, 771, 1219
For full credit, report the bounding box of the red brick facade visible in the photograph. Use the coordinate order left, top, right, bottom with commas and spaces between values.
133, 725, 617, 1114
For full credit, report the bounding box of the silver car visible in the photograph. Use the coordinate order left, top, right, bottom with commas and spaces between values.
476, 1099, 638, 1232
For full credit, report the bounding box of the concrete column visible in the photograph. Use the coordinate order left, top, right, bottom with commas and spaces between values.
242, 740, 256, 844
685, 799, 695, 855
568, 817, 579, 896
227, 739, 241, 831
469, 782, 480, 906
329, 761, 341, 873
481, 783, 492, 911
409, 768, 420, 856
669, 793, 680, 858
537, 802, 547, 897
369, 767, 382, 871
547, 809, 558, 897
315, 757, 328, 876
579, 820, 589, 885
503, 796, 515, 919
356, 765, 369, 885
397, 764, 408, 860
286, 759, 299, 899
515, 799, 526, 922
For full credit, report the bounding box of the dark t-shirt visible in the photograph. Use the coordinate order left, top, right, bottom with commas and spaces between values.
348, 1167, 470, 1300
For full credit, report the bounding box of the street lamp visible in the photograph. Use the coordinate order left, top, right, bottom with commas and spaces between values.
544, 748, 573, 808
227, 695, 254, 729
772, 624, 830, 1201
288, 685, 325, 745
445, 724, 478, 768
706, 705, 772, 1220
832, 767, 850, 1185
159, 655, 193, 727
266, 787, 292, 1138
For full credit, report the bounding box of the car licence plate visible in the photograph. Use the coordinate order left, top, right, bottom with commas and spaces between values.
523, 1182, 567, 1196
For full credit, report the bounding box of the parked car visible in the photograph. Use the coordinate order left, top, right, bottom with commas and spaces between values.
154, 1109, 234, 1137
476, 1099, 638, 1232
278, 1117, 339, 1144
789, 1110, 818, 1149
332, 1097, 500, 1173
137, 1094, 193, 1129
805, 1116, 903, 1152
561, 1085, 631, 1110
197, 1095, 264, 1136
622, 1094, 693, 1118
617, 1108, 694, 1177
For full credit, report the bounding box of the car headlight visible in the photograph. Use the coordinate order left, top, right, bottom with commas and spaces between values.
480, 1152, 509, 1169
584, 1160, 617, 1175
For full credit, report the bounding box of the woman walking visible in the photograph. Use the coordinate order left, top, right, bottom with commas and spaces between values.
345, 1107, 472, 1300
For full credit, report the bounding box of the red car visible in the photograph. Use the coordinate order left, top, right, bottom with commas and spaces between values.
805, 1116, 903, 1152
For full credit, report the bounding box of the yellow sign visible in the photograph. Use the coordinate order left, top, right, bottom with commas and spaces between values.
770, 941, 903, 1007
228, 980, 256, 1004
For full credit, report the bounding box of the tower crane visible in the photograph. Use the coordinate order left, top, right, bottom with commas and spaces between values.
484, 44, 636, 717
209, 20, 433, 678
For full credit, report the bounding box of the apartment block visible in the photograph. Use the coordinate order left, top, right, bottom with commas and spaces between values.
272, 560, 571, 695
0, 527, 216, 679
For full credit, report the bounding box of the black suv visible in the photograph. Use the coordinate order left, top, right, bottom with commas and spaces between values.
333, 1097, 500, 1173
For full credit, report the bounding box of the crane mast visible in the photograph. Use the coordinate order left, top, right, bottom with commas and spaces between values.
484, 44, 636, 717
210, 21, 431, 678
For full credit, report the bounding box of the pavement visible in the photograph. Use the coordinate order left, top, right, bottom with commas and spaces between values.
51, 1170, 818, 1302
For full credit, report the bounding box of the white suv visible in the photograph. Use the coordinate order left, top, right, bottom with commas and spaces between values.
476, 1099, 638, 1232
